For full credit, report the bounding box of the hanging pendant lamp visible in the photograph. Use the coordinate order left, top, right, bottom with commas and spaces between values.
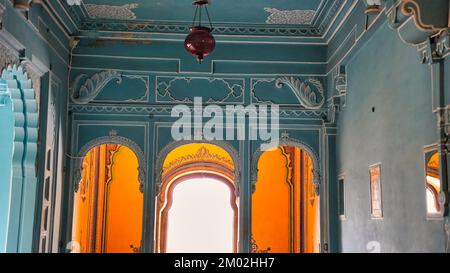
184, 1, 216, 64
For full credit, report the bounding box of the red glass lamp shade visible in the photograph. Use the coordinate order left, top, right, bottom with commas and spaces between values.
184, 26, 216, 64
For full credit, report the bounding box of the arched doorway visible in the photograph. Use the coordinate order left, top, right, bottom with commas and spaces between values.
155, 143, 239, 253
252, 145, 320, 253
71, 144, 143, 253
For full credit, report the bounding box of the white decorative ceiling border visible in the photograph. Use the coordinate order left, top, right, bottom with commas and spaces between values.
79, 20, 320, 36
57, 0, 352, 40
264, 8, 316, 25
62, 1, 350, 38
85, 3, 139, 20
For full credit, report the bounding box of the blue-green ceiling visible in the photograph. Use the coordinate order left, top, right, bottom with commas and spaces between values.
56, 0, 352, 40
81, 0, 323, 25
46, 0, 369, 76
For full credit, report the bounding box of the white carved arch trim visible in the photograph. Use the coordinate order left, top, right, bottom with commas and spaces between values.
155, 140, 241, 196
0, 64, 39, 178
73, 135, 147, 193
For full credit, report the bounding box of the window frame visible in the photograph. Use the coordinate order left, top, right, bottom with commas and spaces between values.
155, 166, 239, 253
338, 174, 346, 220
369, 163, 383, 220
423, 144, 443, 220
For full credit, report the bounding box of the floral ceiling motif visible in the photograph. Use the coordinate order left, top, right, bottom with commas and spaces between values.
264, 8, 316, 25
85, 3, 139, 20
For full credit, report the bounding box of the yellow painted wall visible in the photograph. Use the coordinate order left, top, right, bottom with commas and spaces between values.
104, 146, 143, 253
252, 147, 291, 253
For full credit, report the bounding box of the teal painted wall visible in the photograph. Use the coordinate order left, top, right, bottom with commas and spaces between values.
336, 23, 446, 252
0, 0, 447, 253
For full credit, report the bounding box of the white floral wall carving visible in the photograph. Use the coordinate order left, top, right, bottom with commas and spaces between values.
85, 3, 139, 20
264, 8, 316, 25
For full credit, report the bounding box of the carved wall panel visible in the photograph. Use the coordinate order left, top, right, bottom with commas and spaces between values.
251, 77, 325, 109
70, 70, 149, 104
156, 76, 245, 104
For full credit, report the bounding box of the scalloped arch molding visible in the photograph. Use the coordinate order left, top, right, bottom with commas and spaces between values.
0, 65, 38, 253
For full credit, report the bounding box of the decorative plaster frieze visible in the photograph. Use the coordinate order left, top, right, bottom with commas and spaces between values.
70, 70, 123, 104
68, 104, 326, 119
264, 8, 315, 25
275, 77, 325, 109
85, 3, 138, 20
80, 21, 321, 36
69, 104, 172, 115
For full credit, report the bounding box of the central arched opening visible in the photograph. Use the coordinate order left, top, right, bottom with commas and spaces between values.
166, 175, 236, 253
155, 143, 239, 253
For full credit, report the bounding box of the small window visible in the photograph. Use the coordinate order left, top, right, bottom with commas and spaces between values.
338, 177, 345, 218
369, 164, 383, 219
425, 151, 442, 217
